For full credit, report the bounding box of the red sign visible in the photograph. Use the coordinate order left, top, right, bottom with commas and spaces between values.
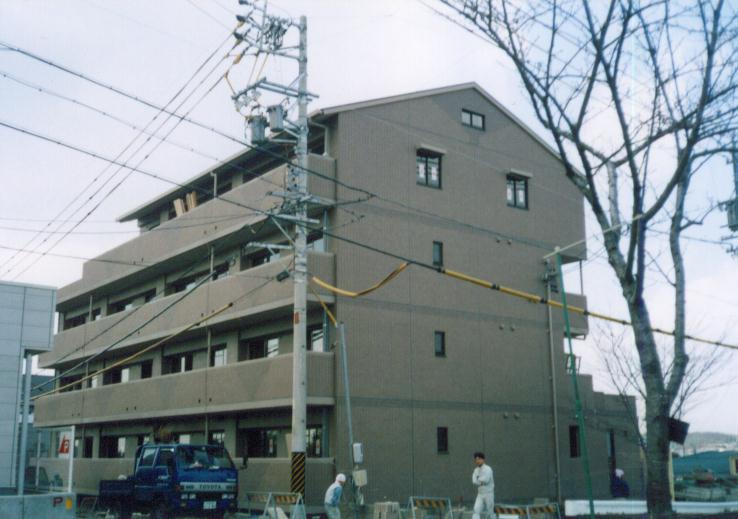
58, 437, 70, 455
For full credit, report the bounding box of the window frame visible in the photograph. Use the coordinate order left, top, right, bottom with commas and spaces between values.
432, 241, 444, 268
506, 174, 529, 210
210, 344, 228, 367
164, 352, 194, 374
461, 109, 485, 130
434, 331, 446, 357
569, 425, 581, 458
416, 150, 443, 189
436, 427, 449, 454
307, 325, 325, 352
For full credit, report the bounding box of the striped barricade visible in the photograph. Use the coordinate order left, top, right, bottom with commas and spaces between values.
245, 492, 306, 519
494, 502, 560, 519
408, 496, 453, 519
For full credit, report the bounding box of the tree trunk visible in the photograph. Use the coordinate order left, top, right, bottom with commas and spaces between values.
644, 398, 673, 518
630, 299, 674, 518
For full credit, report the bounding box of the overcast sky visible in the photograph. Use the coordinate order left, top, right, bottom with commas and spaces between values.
1, 0, 736, 435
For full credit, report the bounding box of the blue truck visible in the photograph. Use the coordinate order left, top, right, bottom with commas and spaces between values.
98, 443, 239, 518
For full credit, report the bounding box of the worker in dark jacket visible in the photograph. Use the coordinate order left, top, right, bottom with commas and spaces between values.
610, 468, 630, 498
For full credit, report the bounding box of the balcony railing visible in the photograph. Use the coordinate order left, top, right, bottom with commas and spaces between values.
35, 352, 334, 427
41, 252, 335, 368
59, 154, 336, 306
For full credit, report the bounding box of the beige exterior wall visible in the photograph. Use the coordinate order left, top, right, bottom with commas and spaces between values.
34, 86, 639, 506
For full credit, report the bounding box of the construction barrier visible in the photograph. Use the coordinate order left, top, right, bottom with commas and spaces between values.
408, 496, 453, 519
495, 502, 560, 519
245, 492, 306, 519
373, 501, 402, 519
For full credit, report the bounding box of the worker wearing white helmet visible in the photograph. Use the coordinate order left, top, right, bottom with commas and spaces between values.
324, 473, 346, 519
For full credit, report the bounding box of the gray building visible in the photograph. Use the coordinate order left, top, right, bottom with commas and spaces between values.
35, 84, 641, 504
0, 281, 55, 489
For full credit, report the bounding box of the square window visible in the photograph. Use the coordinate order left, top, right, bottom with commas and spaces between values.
437, 427, 449, 454
210, 345, 227, 367
267, 338, 279, 358
462, 109, 485, 130
209, 431, 225, 445
308, 326, 325, 352
506, 174, 529, 209
306, 427, 322, 457
239, 336, 280, 360
416, 150, 442, 189
99, 436, 126, 458
432, 241, 444, 268
434, 331, 446, 357
140, 360, 153, 379
164, 352, 194, 374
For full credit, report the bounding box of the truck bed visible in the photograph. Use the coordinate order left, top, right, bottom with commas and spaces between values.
99, 478, 134, 497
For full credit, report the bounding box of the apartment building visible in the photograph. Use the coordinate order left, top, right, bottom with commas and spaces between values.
34, 84, 641, 505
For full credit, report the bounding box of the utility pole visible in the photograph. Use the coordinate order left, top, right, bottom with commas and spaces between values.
232, 2, 314, 497
289, 15, 309, 496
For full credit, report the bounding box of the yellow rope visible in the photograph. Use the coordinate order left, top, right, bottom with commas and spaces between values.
311, 262, 408, 298
309, 284, 337, 327
312, 262, 738, 351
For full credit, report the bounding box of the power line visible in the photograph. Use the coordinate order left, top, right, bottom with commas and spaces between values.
0, 244, 149, 267
0, 32, 236, 278
309, 225, 738, 352
186, 0, 231, 30
0, 70, 226, 162
0, 40, 574, 255
0, 215, 251, 235
36, 265, 277, 394
3, 39, 237, 279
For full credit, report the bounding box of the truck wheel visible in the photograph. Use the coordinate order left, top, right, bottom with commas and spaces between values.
111, 502, 132, 519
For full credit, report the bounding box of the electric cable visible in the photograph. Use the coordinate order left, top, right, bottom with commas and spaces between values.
37, 268, 280, 397
1, 39, 585, 255
305, 225, 738, 352
0, 31, 238, 278
0, 244, 150, 267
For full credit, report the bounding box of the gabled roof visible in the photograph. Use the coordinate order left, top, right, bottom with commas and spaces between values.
119, 82, 563, 222
312, 82, 562, 163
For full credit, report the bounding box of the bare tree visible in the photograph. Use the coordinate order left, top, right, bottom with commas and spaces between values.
594, 322, 733, 452
436, 1, 738, 516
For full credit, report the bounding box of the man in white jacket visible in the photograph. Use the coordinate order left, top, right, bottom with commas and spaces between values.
472, 451, 495, 519
324, 473, 346, 519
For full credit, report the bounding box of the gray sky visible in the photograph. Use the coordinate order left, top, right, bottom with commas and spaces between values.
1, 0, 736, 434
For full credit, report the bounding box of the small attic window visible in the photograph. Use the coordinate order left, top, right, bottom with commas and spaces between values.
461, 109, 485, 130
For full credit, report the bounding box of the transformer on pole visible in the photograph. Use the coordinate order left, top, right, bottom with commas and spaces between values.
232, 1, 315, 497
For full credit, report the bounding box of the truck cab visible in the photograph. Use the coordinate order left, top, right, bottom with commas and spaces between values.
100, 443, 238, 518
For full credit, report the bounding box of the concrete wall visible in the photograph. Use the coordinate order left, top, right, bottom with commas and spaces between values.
40, 252, 334, 368
35, 352, 334, 427
0, 493, 75, 519
322, 88, 634, 504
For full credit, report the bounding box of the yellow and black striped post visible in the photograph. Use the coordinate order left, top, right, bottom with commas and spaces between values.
290, 451, 306, 496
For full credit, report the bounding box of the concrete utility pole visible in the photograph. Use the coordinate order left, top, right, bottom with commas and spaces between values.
289, 15, 309, 496
232, 2, 313, 496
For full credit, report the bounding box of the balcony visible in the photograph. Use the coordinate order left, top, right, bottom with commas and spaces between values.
34, 351, 334, 427
560, 292, 589, 337
41, 251, 335, 368
59, 154, 336, 307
